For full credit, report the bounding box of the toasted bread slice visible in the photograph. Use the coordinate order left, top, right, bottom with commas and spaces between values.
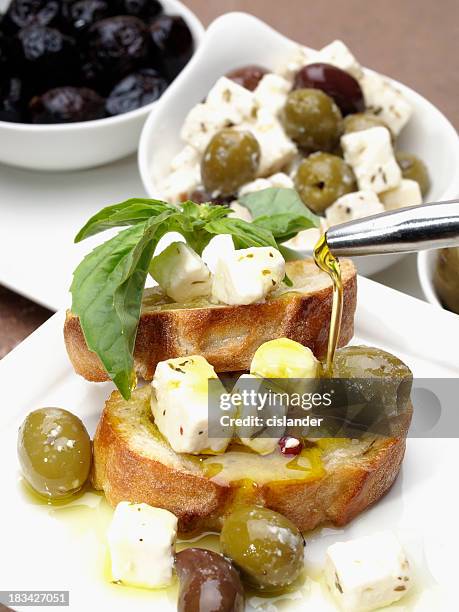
92, 385, 412, 534
65, 258, 357, 382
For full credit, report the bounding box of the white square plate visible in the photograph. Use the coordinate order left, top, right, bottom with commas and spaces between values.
1, 277, 458, 611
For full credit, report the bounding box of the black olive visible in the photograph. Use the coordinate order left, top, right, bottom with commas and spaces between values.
29, 86, 106, 123
149, 14, 193, 81
293, 63, 365, 116
62, 1, 112, 35
0, 76, 28, 122
15, 25, 79, 92
86, 16, 150, 85
226, 65, 269, 91
106, 68, 167, 115
2, 0, 61, 34
115, 0, 163, 21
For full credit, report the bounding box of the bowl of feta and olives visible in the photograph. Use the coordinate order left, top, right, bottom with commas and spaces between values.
139, 12, 459, 277
0, 0, 204, 170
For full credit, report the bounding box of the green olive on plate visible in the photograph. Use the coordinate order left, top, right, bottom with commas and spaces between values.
201, 128, 261, 197
18, 408, 92, 500
220, 505, 304, 593
396, 151, 431, 197
434, 247, 459, 314
294, 152, 356, 214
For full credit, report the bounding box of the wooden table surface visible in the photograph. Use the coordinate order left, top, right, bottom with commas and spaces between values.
0, 0, 458, 362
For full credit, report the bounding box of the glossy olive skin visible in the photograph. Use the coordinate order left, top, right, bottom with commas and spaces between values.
62, 1, 111, 35
333, 346, 412, 380
434, 247, 459, 314
29, 86, 106, 123
0, 77, 28, 122
176, 548, 244, 612
220, 506, 304, 593
396, 151, 430, 197
18, 408, 92, 499
282, 88, 343, 153
149, 15, 193, 81
293, 63, 364, 116
226, 65, 268, 91
295, 152, 356, 214
201, 128, 261, 196
343, 112, 389, 135
106, 68, 167, 115
116, 0, 163, 21
2, 0, 61, 34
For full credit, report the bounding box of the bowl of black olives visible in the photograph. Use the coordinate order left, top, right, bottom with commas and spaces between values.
0, 0, 204, 170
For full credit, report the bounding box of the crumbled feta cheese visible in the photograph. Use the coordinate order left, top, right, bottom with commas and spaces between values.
201, 234, 235, 274
360, 71, 412, 136
341, 126, 401, 193
206, 76, 256, 124
280, 44, 319, 81
211, 246, 285, 305
149, 242, 211, 302
238, 172, 294, 197
380, 179, 422, 210
228, 201, 253, 222
152, 355, 231, 454
314, 40, 363, 80
253, 73, 291, 116
170, 145, 200, 171
107, 502, 177, 589
325, 531, 412, 612
250, 337, 319, 379
180, 103, 228, 153
325, 190, 384, 226
158, 162, 200, 204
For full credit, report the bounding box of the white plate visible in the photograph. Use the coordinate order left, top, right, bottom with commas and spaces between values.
138, 12, 459, 277
1, 277, 459, 611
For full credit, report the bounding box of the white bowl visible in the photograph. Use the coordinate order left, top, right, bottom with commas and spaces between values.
417, 250, 444, 308
138, 12, 459, 277
0, 0, 204, 171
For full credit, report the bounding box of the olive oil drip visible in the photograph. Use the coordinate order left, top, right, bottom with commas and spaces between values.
313, 234, 343, 374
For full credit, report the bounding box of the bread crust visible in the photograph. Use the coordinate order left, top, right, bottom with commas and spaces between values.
92, 386, 412, 534
65, 259, 357, 383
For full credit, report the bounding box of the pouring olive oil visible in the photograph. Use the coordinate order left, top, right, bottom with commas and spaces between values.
313, 233, 343, 374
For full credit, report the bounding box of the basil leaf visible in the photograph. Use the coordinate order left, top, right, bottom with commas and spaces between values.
253, 212, 319, 243
75, 198, 174, 243
240, 187, 320, 226
71, 210, 175, 399
204, 217, 278, 249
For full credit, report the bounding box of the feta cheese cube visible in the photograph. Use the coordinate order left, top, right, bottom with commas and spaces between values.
314, 40, 363, 80
325, 531, 412, 612
253, 73, 291, 116
325, 190, 384, 227
238, 172, 294, 197
158, 162, 200, 203
228, 200, 253, 222
107, 502, 177, 589
250, 338, 319, 379
206, 76, 256, 124
201, 234, 235, 274
243, 109, 297, 177
341, 127, 401, 193
152, 355, 231, 454
180, 103, 229, 153
360, 71, 412, 136
281, 44, 319, 81
153, 232, 186, 257
149, 242, 211, 302
284, 227, 322, 251
380, 179, 422, 210
211, 246, 285, 305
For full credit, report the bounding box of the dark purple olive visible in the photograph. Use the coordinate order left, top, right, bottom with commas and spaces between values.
106, 68, 167, 115
188, 188, 233, 206
0, 77, 28, 122
115, 0, 163, 20
226, 65, 269, 91
149, 14, 193, 81
15, 25, 79, 91
29, 86, 106, 123
2, 0, 61, 34
293, 63, 365, 116
176, 548, 244, 612
62, 1, 111, 34
87, 16, 150, 83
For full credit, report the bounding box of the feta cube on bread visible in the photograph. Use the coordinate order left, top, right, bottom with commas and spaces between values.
253, 73, 291, 116
315, 40, 363, 80
325, 531, 412, 611
360, 71, 412, 136
201, 234, 235, 274
107, 502, 177, 589
211, 246, 285, 305
152, 355, 231, 454
149, 242, 211, 302
325, 190, 384, 226
341, 127, 401, 193
380, 179, 422, 210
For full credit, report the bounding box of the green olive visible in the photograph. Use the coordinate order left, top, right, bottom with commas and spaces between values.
343, 112, 390, 136
294, 152, 356, 214
18, 408, 92, 500
396, 152, 430, 197
434, 247, 459, 314
220, 506, 304, 593
201, 128, 261, 197
281, 88, 343, 153
332, 346, 412, 380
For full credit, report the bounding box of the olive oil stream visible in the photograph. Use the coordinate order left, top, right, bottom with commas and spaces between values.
313, 233, 343, 374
